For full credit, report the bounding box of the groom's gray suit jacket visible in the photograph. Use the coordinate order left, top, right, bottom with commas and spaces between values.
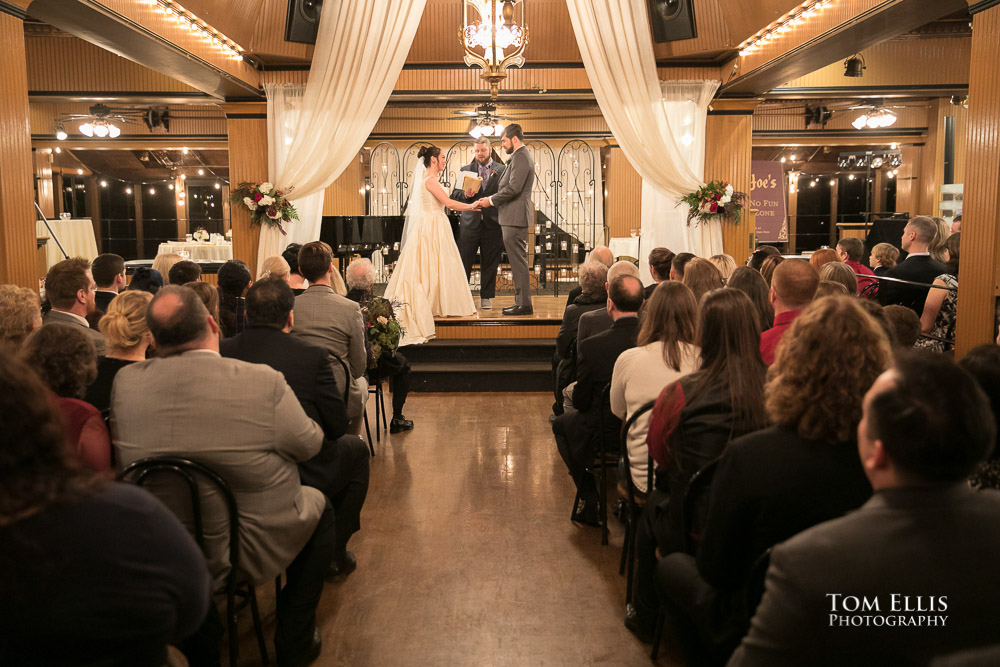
491, 147, 535, 227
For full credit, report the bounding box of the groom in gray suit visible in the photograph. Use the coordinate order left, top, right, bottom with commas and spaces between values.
477, 124, 535, 316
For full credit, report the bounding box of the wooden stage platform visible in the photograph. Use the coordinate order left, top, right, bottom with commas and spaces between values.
431, 295, 566, 340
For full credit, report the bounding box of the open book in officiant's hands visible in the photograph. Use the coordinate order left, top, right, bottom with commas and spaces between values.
459, 170, 483, 193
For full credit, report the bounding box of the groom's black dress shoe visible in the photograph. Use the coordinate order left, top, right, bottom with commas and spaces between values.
502, 305, 534, 316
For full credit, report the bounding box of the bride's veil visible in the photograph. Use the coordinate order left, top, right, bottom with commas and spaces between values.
400, 161, 427, 251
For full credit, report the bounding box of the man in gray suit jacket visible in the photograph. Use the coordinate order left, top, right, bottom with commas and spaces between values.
41, 257, 106, 355
478, 123, 535, 315
112, 286, 335, 665
291, 241, 369, 434
729, 353, 1000, 667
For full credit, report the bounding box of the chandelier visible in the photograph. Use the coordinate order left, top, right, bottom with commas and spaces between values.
461, 0, 528, 100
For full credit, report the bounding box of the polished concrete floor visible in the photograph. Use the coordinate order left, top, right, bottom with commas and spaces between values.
243, 392, 683, 666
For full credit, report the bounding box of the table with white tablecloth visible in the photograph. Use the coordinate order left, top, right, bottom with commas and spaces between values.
608, 236, 641, 260
157, 241, 233, 261
36, 218, 100, 269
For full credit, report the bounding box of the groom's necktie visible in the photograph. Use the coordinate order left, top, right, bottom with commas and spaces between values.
478, 162, 489, 193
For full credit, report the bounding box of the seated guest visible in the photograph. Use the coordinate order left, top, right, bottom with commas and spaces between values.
127, 266, 163, 295
221, 278, 371, 581
657, 296, 888, 663
112, 286, 335, 666
293, 242, 369, 435
960, 345, 1000, 491
727, 267, 773, 331
917, 232, 960, 352
818, 261, 858, 295
85, 290, 153, 413
879, 216, 948, 316
747, 245, 780, 271
611, 282, 699, 497
152, 253, 184, 284
760, 259, 819, 365
645, 247, 675, 299
708, 254, 737, 283
42, 257, 106, 355
185, 280, 220, 323
670, 252, 696, 281
929, 216, 951, 264
564, 245, 615, 311
553, 261, 609, 413
683, 258, 725, 303
216, 259, 252, 338
345, 258, 414, 433
951, 213, 962, 234
0, 284, 41, 347
835, 237, 876, 294
22, 324, 110, 472
729, 353, 1000, 667
259, 255, 291, 282
808, 247, 839, 271
627, 289, 767, 641
577, 260, 640, 348
815, 280, 849, 297
857, 299, 898, 347
758, 255, 783, 286
552, 275, 643, 524
91, 253, 127, 313
0, 348, 210, 667
870, 242, 899, 276
168, 260, 202, 286
883, 305, 921, 348
283, 243, 309, 294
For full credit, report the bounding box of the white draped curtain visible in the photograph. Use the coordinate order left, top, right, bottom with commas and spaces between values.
565, 0, 721, 279
257, 0, 427, 271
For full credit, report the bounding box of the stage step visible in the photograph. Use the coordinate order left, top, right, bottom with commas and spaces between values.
403, 338, 555, 392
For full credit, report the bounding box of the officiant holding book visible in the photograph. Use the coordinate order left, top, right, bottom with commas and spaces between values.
450, 137, 505, 310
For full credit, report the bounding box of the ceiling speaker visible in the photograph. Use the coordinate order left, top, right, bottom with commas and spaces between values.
285, 0, 323, 45
648, 0, 697, 43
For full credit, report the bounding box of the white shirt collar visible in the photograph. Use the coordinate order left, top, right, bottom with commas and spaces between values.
54, 309, 90, 327
906, 252, 930, 257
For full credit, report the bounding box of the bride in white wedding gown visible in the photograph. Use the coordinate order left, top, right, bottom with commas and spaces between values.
385, 145, 478, 346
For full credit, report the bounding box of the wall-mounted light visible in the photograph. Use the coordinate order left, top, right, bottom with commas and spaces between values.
55, 122, 68, 141
843, 54, 866, 78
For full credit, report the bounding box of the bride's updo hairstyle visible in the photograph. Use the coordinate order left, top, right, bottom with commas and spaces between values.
417, 145, 441, 167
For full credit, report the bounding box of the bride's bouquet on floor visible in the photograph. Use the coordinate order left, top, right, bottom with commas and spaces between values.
679, 180, 746, 226
363, 297, 404, 367
229, 181, 299, 234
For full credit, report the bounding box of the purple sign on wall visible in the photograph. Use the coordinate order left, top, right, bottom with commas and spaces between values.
751, 161, 788, 242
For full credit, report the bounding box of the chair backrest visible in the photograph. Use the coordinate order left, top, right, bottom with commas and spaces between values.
681, 457, 720, 554
328, 353, 352, 404
119, 456, 241, 594
858, 278, 879, 299
597, 383, 623, 457
620, 399, 657, 499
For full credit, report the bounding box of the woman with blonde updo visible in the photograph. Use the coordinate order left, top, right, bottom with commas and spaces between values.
259, 255, 291, 282
152, 253, 184, 284
84, 290, 153, 412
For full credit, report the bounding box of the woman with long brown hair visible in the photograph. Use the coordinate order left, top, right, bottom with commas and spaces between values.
611, 282, 700, 497
0, 348, 210, 666
682, 258, 725, 303
727, 266, 774, 331
656, 296, 888, 659
627, 289, 767, 640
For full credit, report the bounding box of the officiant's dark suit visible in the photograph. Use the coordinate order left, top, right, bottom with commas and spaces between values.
450, 156, 505, 300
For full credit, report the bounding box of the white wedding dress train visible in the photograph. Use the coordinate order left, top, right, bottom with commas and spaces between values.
384, 172, 476, 346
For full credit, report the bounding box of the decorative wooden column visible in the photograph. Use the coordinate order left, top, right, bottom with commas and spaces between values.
224, 103, 267, 278
705, 99, 757, 265
955, 5, 1000, 356
0, 7, 41, 289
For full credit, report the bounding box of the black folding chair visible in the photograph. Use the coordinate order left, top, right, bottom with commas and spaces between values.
587, 383, 622, 546
364, 364, 387, 456
119, 457, 269, 667
618, 399, 656, 605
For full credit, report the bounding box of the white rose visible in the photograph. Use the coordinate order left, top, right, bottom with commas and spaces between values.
377, 316, 388, 325
700, 202, 712, 213
720, 195, 731, 205
260, 195, 275, 207
243, 196, 256, 209
259, 182, 273, 194
725, 184, 734, 196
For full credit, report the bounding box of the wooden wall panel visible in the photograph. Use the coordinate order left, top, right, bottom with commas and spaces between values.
25, 34, 201, 92
894, 144, 921, 215
225, 108, 266, 277
919, 98, 947, 216
371, 107, 609, 136
705, 103, 755, 264
435, 324, 559, 340
0, 14, 40, 289
322, 156, 365, 216
604, 147, 642, 240
955, 5, 1000, 355
778, 37, 971, 89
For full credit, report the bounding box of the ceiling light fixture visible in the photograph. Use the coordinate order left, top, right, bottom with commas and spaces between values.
853, 108, 896, 130
54, 122, 68, 141
844, 54, 866, 78
462, 0, 527, 100
738, 0, 832, 57
150, 0, 245, 61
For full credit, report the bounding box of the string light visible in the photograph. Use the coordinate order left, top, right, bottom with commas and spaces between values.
738, 0, 833, 57
148, 1, 245, 61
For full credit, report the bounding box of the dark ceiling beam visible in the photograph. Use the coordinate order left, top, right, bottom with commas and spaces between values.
26, 0, 261, 101
28, 91, 220, 105
720, 0, 968, 96
762, 84, 969, 100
